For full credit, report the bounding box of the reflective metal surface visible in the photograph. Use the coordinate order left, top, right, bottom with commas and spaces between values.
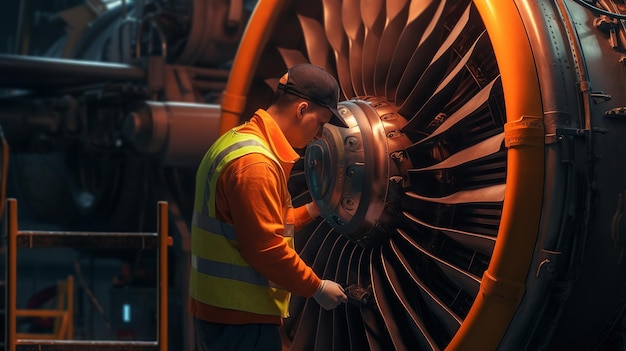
6, 0, 626, 349
305, 97, 412, 247
283, 1, 507, 349
227, 0, 626, 350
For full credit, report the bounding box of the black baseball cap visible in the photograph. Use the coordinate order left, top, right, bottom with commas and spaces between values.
277, 64, 349, 128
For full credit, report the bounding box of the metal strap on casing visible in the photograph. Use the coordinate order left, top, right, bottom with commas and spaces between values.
480, 270, 526, 305
504, 115, 544, 148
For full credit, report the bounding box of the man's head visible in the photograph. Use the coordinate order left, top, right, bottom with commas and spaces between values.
278, 64, 348, 128
270, 64, 348, 148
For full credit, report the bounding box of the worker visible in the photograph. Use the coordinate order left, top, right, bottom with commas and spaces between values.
189, 63, 350, 350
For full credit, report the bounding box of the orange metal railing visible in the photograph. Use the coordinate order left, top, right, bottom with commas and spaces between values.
4, 199, 171, 351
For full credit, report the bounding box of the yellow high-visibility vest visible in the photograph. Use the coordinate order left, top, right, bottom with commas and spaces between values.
189, 129, 293, 317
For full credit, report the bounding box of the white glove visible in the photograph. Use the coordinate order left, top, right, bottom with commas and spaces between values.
305, 201, 321, 218
313, 280, 348, 310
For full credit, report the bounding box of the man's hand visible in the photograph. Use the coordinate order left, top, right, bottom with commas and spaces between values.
313, 280, 348, 310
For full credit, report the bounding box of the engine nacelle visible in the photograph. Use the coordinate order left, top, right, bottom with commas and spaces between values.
219, 1, 626, 350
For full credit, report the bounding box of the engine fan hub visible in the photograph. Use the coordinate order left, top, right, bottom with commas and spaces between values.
305, 97, 412, 247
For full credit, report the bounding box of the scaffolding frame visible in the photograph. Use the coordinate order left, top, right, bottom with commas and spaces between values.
4, 199, 171, 351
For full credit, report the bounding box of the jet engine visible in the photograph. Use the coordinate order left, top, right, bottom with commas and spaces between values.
218, 0, 626, 350
4, 0, 626, 350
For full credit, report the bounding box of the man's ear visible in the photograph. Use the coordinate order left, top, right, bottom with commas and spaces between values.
297, 101, 309, 118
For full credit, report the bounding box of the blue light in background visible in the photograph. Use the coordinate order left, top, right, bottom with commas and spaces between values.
123, 303, 131, 323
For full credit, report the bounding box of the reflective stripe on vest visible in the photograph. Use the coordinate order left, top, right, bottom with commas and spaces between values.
192, 254, 270, 286
192, 211, 236, 241
190, 130, 292, 317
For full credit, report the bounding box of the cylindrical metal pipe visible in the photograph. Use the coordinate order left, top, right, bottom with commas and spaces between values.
0, 102, 61, 146
219, 0, 290, 135
0, 54, 145, 90
124, 101, 222, 167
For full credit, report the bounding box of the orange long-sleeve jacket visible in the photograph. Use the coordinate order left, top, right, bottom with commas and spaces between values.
189, 109, 322, 325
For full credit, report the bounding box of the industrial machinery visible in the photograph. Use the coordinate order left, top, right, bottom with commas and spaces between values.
4, 0, 626, 350
1, 1, 257, 349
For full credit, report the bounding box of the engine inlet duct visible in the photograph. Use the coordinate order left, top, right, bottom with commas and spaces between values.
219, 0, 626, 350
